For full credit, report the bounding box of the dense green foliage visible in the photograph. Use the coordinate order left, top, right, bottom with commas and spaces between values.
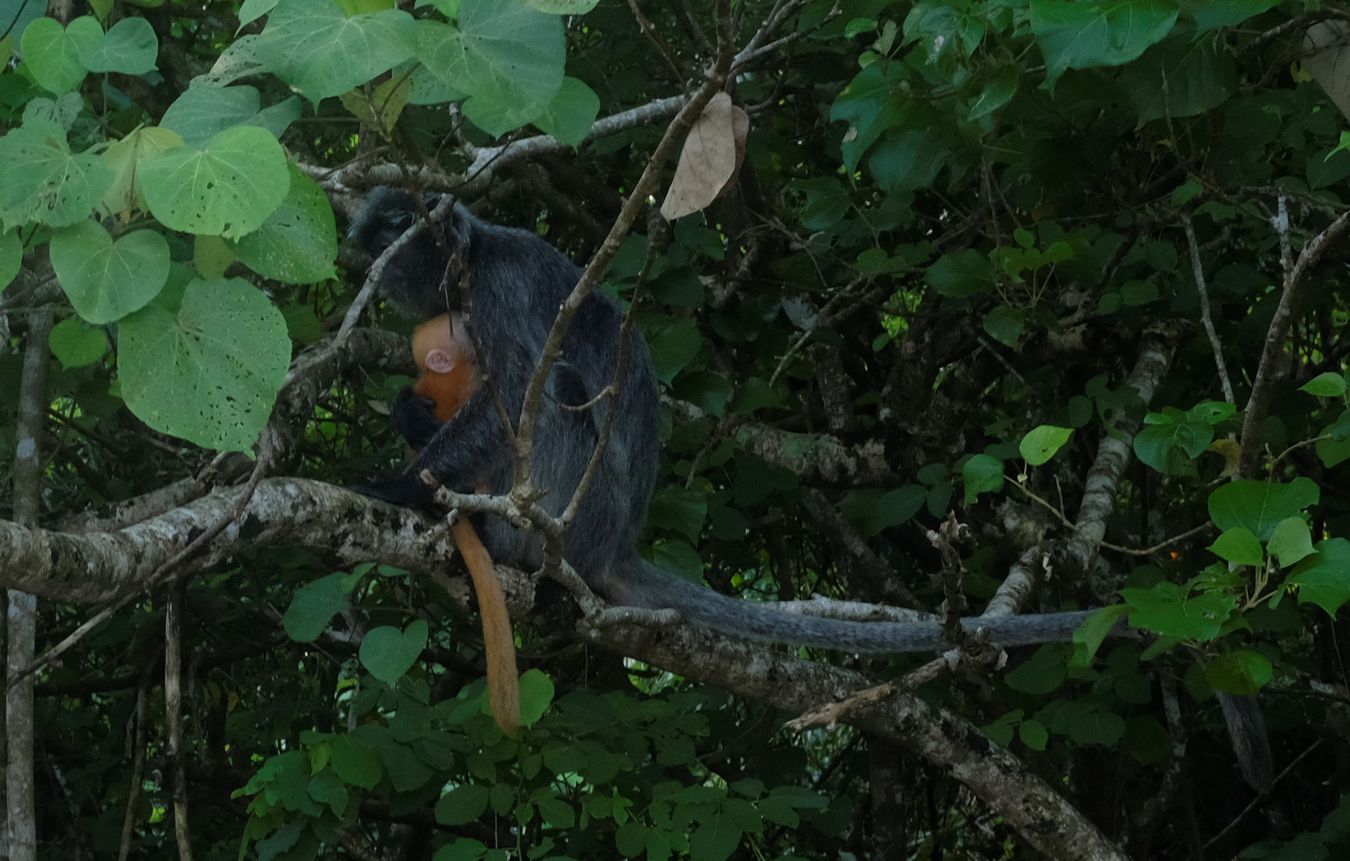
3, 0, 1350, 859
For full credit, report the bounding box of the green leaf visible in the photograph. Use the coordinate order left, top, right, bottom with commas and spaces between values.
1209, 526, 1263, 567
830, 61, 907, 171
1004, 645, 1067, 694
282, 572, 352, 642
50, 220, 169, 323
794, 177, 850, 230
532, 77, 599, 148
141, 125, 291, 238
1030, 0, 1178, 84
689, 808, 742, 861
78, 16, 158, 74
435, 784, 491, 826
967, 68, 1018, 121
837, 485, 926, 536
1019, 719, 1049, 751
100, 126, 184, 219
1268, 517, 1315, 568
1288, 539, 1350, 617
615, 821, 647, 857
160, 84, 301, 147
962, 453, 1004, 505
868, 128, 947, 193
432, 840, 488, 861
118, 277, 291, 452
0, 230, 20, 293
1019, 425, 1073, 466
47, 317, 109, 369
645, 317, 702, 384
673, 370, 731, 416
1120, 582, 1234, 641
359, 620, 429, 686
518, 669, 554, 726
239, 0, 281, 28
1205, 650, 1273, 696
20, 17, 97, 94
330, 734, 382, 789
1065, 707, 1126, 747
648, 486, 708, 543
1177, 0, 1278, 33
926, 249, 994, 298
522, 0, 598, 12
1207, 478, 1320, 541
1300, 371, 1347, 398
0, 124, 112, 227
1071, 604, 1129, 666
256, 0, 417, 103
418, 0, 565, 136
982, 304, 1024, 346
1133, 407, 1216, 475
1120, 35, 1237, 122
230, 166, 337, 283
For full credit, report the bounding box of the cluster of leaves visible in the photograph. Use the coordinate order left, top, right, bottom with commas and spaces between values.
5, 0, 1350, 859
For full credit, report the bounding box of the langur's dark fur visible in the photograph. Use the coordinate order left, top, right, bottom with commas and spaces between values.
349, 188, 1102, 653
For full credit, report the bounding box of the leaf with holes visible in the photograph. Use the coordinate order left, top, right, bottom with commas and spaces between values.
230, 166, 337, 284
141, 125, 290, 238
0, 124, 112, 227
118, 277, 290, 452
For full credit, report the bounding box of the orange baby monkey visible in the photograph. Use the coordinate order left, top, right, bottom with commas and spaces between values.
411, 314, 520, 736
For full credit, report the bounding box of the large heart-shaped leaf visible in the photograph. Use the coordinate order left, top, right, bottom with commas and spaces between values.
140, 125, 290, 238
417, 0, 565, 136
19, 17, 99, 94
358, 620, 428, 686
256, 0, 416, 103
78, 16, 158, 74
118, 277, 290, 451
50, 220, 170, 323
0, 123, 112, 227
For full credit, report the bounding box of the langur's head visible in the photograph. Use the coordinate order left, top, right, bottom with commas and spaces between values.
410, 313, 479, 422
347, 187, 473, 319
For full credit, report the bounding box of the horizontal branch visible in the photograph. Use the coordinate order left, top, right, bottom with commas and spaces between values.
0, 479, 453, 603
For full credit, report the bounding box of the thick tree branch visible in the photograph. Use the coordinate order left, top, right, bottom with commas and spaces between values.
1238, 209, 1350, 475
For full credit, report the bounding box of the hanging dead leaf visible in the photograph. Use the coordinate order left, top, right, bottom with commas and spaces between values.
661, 92, 738, 220
1305, 22, 1350, 121
716, 104, 751, 201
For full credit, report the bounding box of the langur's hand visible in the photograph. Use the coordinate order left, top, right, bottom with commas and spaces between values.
349, 473, 437, 508
391, 386, 441, 450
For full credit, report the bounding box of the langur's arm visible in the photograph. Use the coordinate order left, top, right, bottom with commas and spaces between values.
451, 517, 520, 736
354, 391, 514, 506
391, 387, 443, 451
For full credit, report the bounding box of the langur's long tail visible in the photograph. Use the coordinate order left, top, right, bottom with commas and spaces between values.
452, 519, 520, 735
614, 559, 1107, 654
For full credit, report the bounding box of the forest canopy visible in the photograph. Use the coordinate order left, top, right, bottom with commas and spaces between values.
2, 1, 1350, 860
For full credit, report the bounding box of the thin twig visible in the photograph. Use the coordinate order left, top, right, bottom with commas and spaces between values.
511, 17, 737, 493
1182, 215, 1235, 404
116, 664, 155, 861
165, 580, 193, 860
